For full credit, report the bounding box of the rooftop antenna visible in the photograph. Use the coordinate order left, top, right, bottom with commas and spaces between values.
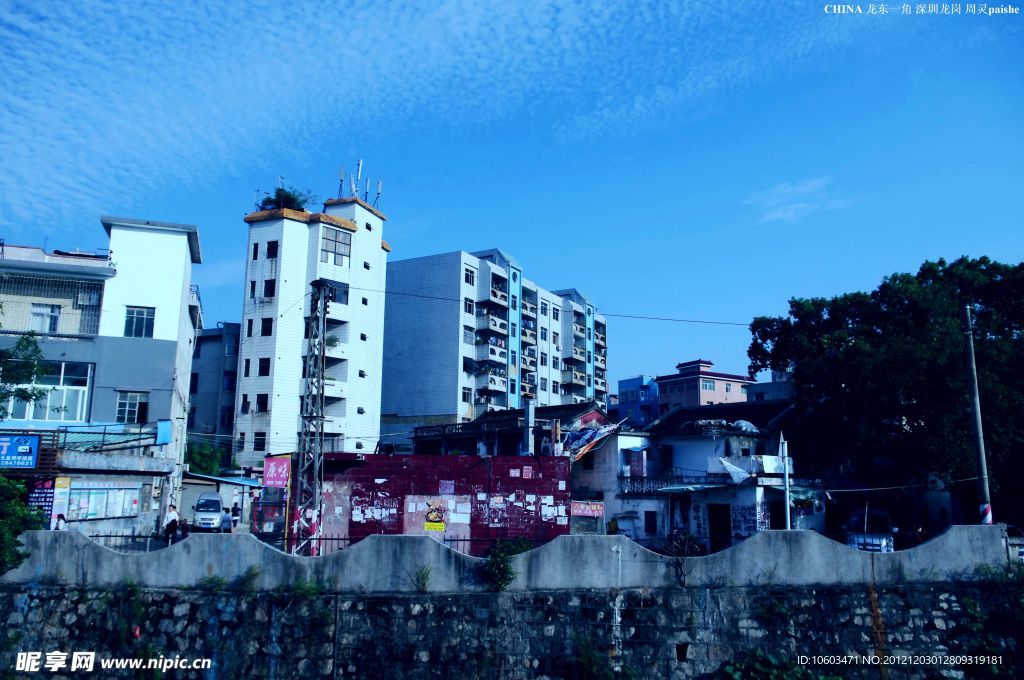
277, 175, 286, 209
349, 173, 357, 198
363, 178, 369, 202
372, 179, 383, 209
337, 166, 345, 199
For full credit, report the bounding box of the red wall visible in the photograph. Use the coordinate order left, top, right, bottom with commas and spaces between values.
321, 454, 571, 556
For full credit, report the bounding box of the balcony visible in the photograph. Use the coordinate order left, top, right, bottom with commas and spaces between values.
324, 379, 345, 400
477, 343, 508, 364
562, 369, 586, 386
595, 354, 606, 369
595, 331, 606, 346
476, 312, 508, 335
573, 323, 585, 338
522, 355, 537, 371
595, 377, 607, 391
488, 288, 509, 306
521, 328, 537, 344
711, 455, 792, 476
521, 384, 536, 399
188, 285, 203, 330
522, 301, 537, 317
477, 373, 508, 393
568, 345, 586, 362
324, 338, 347, 360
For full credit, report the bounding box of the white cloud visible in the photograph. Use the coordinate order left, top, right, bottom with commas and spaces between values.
744, 176, 857, 223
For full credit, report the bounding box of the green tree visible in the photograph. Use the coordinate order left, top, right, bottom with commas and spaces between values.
0, 474, 45, 573
258, 186, 316, 212
0, 331, 47, 419
185, 440, 221, 476
747, 257, 1024, 523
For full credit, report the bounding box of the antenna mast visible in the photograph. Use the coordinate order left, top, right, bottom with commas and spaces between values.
294, 280, 329, 555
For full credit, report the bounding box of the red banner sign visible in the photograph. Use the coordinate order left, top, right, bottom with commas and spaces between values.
263, 456, 291, 489
570, 501, 604, 518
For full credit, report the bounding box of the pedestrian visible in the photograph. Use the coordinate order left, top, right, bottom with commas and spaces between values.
231, 502, 241, 529
178, 518, 190, 542
54, 514, 67, 530
162, 504, 179, 544
220, 507, 233, 533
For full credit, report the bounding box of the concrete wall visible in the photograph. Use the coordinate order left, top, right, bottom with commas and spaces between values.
3, 525, 1009, 593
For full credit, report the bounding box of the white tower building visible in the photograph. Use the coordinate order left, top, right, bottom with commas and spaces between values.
233, 197, 390, 466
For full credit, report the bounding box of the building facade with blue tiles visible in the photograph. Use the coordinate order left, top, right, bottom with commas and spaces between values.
616, 375, 660, 428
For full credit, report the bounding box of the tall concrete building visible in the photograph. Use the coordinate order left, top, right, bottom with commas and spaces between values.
0, 215, 203, 531
233, 198, 390, 466
655, 359, 754, 415
381, 249, 608, 448
188, 322, 240, 468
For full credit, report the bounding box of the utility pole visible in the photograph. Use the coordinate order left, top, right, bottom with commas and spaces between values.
780, 432, 791, 530
962, 305, 993, 525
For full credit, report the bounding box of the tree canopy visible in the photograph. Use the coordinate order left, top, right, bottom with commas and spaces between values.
748, 257, 1024, 523
258, 186, 316, 212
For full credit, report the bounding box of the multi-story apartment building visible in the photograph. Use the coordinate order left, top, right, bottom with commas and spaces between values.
616, 375, 660, 428
654, 359, 754, 414
381, 249, 608, 448
233, 198, 390, 466
0, 216, 203, 531
188, 322, 240, 468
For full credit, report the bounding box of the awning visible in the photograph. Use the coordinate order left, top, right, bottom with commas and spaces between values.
658, 484, 730, 494
183, 472, 262, 488
765, 486, 822, 501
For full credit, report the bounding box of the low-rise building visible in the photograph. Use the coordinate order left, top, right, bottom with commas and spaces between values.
616, 375, 660, 428
654, 359, 754, 415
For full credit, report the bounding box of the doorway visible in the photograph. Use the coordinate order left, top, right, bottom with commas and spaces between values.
708, 503, 732, 553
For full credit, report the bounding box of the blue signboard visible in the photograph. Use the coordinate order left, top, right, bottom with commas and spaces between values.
0, 434, 40, 469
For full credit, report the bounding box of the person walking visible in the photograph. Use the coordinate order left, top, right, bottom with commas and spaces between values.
162, 504, 179, 544
231, 502, 241, 530
219, 507, 233, 533
54, 514, 67, 530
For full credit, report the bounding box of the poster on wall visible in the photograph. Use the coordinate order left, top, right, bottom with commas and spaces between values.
0, 434, 40, 469
424, 500, 447, 532
51, 477, 71, 528
263, 455, 290, 489
26, 478, 55, 523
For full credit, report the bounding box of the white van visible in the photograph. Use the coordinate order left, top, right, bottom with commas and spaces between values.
192, 493, 223, 532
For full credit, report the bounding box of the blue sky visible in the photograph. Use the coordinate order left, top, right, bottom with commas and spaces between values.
1, 1, 1021, 388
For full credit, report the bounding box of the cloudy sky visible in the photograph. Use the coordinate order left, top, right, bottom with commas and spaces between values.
1, 1, 1021, 385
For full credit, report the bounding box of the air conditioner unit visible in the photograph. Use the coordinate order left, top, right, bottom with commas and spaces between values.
77, 291, 99, 306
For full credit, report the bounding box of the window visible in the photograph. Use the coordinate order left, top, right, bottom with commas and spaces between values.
587, 376, 593, 387
255, 393, 269, 412
644, 511, 657, 536
552, 332, 559, 347
540, 327, 547, 342
29, 304, 60, 334
464, 268, 475, 285
363, 261, 371, 270
463, 325, 474, 344
511, 323, 517, 336
587, 351, 592, 363
552, 308, 560, 321
587, 328, 592, 340
66, 484, 141, 521
509, 378, 516, 394
189, 373, 199, 394
258, 358, 270, 376
360, 333, 367, 341
357, 406, 366, 414
320, 226, 352, 266
510, 350, 517, 366
464, 298, 474, 314
358, 369, 367, 378
123, 307, 155, 338
364, 221, 373, 232
462, 357, 474, 372
261, 318, 273, 336
741, 385, 749, 395
252, 243, 259, 260
461, 387, 472, 403
552, 357, 560, 370
702, 379, 715, 391
246, 319, 253, 337
552, 381, 560, 395
327, 283, 349, 306
361, 297, 368, 306
540, 377, 548, 391
241, 395, 250, 413
219, 406, 233, 430
4, 360, 92, 422
725, 383, 732, 393
238, 432, 245, 450
263, 279, 276, 298
225, 335, 238, 355
540, 301, 548, 316
511, 295, 518, 311
243, 359, 250, 377
249, 281, 256, 298
253, 432, 267, 452
266, 240, 279, 258
541, 352, 548, 367
115, 392, 149, 424
223, 372, 237, 391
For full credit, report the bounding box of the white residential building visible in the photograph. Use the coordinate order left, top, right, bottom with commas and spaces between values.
0, 215, 203, 532
233, 197, 390, 465
381, 249, 608, 448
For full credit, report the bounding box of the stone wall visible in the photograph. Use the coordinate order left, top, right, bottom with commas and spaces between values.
2, 582, 1022, 678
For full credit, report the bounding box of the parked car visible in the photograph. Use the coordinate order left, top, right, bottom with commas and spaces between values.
844, 510, 897, 552
192, 493, 223, 532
